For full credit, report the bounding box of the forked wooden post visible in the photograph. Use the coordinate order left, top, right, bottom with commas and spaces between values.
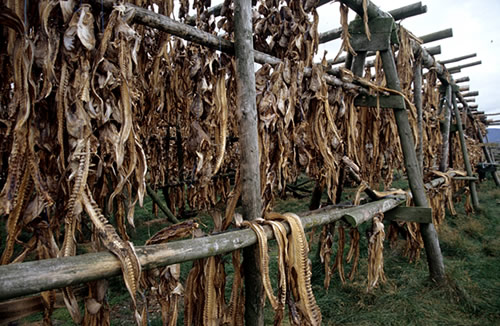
233, 1, 265, 324
341, 0, 446, 282
379, 49, 445, 282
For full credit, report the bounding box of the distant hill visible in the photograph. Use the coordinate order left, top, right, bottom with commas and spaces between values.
486, 128, 500, 143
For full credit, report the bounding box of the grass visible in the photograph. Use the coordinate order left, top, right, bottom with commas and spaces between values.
13, 176, 500, 325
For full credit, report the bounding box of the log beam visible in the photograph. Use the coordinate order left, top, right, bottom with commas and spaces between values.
462, 91, 479, 98
418, 28, 453, 44
0, 168, 455, 303
319, 1, 427, 44
454, 76, 470, 83
439, 53, 476, 65
448, 60, 482, 74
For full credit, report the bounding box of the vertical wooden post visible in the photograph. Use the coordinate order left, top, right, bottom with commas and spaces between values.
234, 1, 264, 325
379, 50, 446, 283
439, 85, 452, 172
350, 51, 367, 75
451, 93, 480, 210
413, 60, 424, 174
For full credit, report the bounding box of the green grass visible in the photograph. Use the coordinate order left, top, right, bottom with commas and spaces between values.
15, 177, 500, 325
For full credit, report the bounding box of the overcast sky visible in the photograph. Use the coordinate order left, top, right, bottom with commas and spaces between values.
317, 0, 500, 117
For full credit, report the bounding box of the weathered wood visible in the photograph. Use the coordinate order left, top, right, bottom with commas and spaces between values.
186, 0, 332, 26
414, 60, 424, 173
439, 85, 452, 172
329, 44, 440, 66
379, 47, 446, 283
349, 17, 394, 51
451, 92, 480, 210
319, 1, 427, 44
338, 0, 446, 281
454, 76, 470, 83
452, 176, 478, 181
384, 207, 432, 224
343, 197, 404, 227
0, 168, 456, 303
419, 28, 453, 44
465, 98, 475, 102
233, 1, 264, 324
439, 53, 477, 65
146, 184, 179, 224
0, 197, 412, 301
468, 103, 479, 109
354, 94, 405, 109
448, 60, 482, 74
459, 85, 470, 92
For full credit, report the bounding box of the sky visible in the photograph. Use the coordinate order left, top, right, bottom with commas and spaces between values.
317, 0, 500, 117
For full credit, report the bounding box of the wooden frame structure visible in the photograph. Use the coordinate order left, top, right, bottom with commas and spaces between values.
0, 0, 493, 324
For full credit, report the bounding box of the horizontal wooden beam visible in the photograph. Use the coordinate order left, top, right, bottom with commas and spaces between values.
319, 1, 427, 44
342, 198, 404, 227
328, 44, 441, 66
459, 85, 469, 92
483, 112, 500, 117
0, 171, 454, 301
0, 196, 404, 301
187, 0, 332, 25
468, 103, 479, 109
448, 60, 482, 73
419, 28, 453, 44
439, 53, 476, 65
454, 76, 470, 83
91, 1, 371, 95
384, 207, 432, 223
354, 94, 405, 109
465, 98, 475, 103
462, 91, 479, 98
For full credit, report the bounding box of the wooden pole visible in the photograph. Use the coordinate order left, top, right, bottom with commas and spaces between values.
0, 172, 455, 302
233, 1, 264, 324
439, 86, 452, 172
451, 93, 480, 209
319, 1, 427, 44
329, 44, 440, 66
462, 91, 479, 98
419, 28, 453, 43
454, 76, 470, 83
459, 85, 470, 92
465, 98, 475, 102
187, 0, 332, 26
146, 185, 179, 224
414, 60, 424, 173
447, 60, 482, 73
439, 53, 476, 65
